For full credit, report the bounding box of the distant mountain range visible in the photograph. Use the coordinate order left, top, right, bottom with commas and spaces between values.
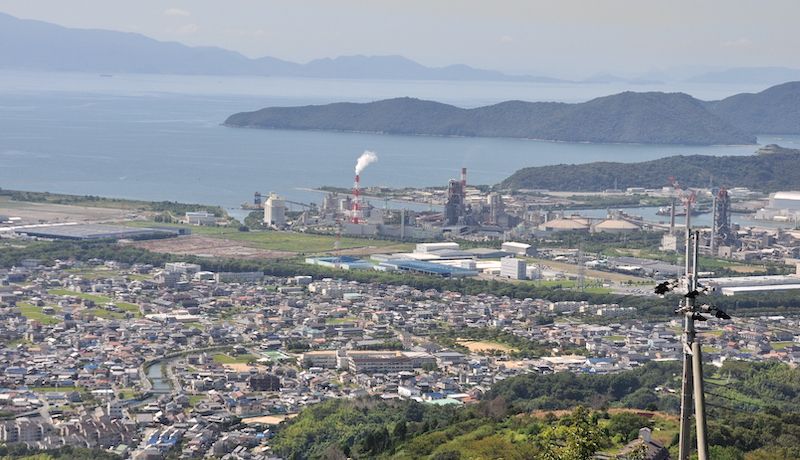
688, 67, 800, 85
225, 82, 800, 145
5, 11, 799, 86
0, 12, 564, 82
500, 148, 800, 192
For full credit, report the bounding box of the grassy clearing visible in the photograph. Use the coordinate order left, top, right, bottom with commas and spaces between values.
325, 317, 359, 325
212, 353, 257, 364
604, 335, 627, 341
524, 256, 648, 283
84, 308, 126, 320
17, 303, 60, 325
582, 286, 613, 294
771, 341, 795, 351
48, 289, 112, 304
188, 395, 207, 407
116, 302, 142, 318
31, 386, 79, 393
48, 290, 137, 317
126, 221, 412, 253
529, 279, 577, 288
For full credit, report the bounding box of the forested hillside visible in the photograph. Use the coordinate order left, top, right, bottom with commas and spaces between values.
267, 361, 800, 459
500, 152, 800, 192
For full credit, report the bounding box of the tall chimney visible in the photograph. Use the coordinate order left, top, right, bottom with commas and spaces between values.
670, 199, 676, 235
352, 174, 361, 224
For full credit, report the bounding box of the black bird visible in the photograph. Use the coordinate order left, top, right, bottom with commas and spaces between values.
715, 310, 731, 320
692, 313, 708, 321
654, 282, 671, 295
685, 290, 701, 299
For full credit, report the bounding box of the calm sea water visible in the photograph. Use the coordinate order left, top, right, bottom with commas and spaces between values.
1, 71, 795, 217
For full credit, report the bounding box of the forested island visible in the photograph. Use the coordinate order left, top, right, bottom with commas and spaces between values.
501, 149, 800, 192
225, 82, 800, 146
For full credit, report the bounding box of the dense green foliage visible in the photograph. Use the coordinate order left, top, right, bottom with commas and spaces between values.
501, 152, 800, 192
225, 93, 756, 145
269, 361, 800, 459
486, 362, 681, 412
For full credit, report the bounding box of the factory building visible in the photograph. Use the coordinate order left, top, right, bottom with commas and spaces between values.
416, 242, 460, 253
500, 257, 527, 280
593, 219, 641, 234
263, 193, 286, 228
16, 224, 180, 241
502, 242, 534, 256
756, 191, 800, 222
214, 271, 265, 283
444, 168, 468, 226
707, 188, 737, 256
702, 273, 800, 296
769, 191, 800, 210
305, 256, 373, 270
541, 217, 590, 232
378, 259, 478, 277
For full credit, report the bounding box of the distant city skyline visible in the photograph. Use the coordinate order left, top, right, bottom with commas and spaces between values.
0, 0, 798, 78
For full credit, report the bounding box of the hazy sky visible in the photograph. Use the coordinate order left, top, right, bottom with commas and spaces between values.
1, 0, 798, 77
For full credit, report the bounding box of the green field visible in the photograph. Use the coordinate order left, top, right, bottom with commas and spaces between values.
17, 303, 60, 325
126, 221, 413, 254
63, 267, 118, 279
48, 289, 112, 303
604, 335, 627, 341
48, 289, 141, 318
212, 353, 257, 364
84, 308, 126, 320
188, 394, 207, 407
771, 341, 795, 351
325, 317, 359, 325
116, 302, 142, 318
31, 386, 79, 393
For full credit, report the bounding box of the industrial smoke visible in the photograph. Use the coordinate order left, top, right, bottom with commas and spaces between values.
355, 150, 378, 175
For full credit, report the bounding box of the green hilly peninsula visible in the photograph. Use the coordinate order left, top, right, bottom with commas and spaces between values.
501, 150, 800, 192
225, 82, 800, 145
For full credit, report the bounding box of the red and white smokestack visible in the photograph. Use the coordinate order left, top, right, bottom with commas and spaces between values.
352, 174, 361, 224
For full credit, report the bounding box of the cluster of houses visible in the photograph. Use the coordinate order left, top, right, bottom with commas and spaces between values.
0, 257, 797, 458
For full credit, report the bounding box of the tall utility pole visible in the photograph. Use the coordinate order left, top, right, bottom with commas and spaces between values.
677, 230, 710, 460
658, 181, 728, 460
678, 206, 694, 460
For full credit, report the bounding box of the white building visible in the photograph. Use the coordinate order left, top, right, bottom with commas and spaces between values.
500, 257, 526, 280
756, 191, 800, 222
415, 242, 459, 253
185, 211, 217, 226
502, 241, 532, 256
214, 271, 264, 283
263, 193, 286, 227
164, 262, 201, 275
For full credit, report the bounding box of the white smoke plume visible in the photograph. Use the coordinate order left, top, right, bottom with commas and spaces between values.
355, 150, 378, 175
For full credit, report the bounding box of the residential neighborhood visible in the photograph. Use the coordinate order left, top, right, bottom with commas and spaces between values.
0, 258, 797, 458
